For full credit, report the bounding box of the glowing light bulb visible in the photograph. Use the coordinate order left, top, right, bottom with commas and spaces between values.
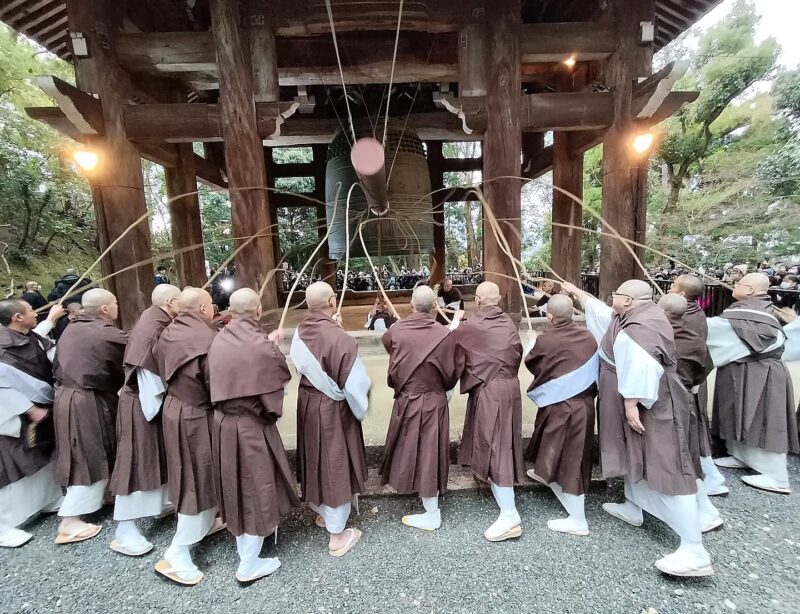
631, 132, 655, 155
73, 149, 99, 171
563, 56, 576, 68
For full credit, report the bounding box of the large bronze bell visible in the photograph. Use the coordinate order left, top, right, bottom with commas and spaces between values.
325, 121, 434, 259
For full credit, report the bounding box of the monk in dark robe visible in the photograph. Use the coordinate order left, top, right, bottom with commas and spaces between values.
108, 284, 180, 557
290, 281, 370, 557
658, 294, 723, 534
435, 278, 463, 325
209, 289, 299, 583
563, 280, 712, 578
53, 289, 127, 545
669, 274, 728, 496
708, 272, 798, 494
152, 287, 223, 586
525, 294, 598, 537
0, 300, 64, 548
452, 281, 524, 542
380, 285, 459, 531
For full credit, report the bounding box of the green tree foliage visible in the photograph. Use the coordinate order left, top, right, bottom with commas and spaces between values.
0, 26, 94, 267
655, 0, 779, 229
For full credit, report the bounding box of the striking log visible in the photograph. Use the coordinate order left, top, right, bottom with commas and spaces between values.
350, 137, 388, 216
209, 0, 278, 312
483, 0, 522, 316
164, 143, 207, 288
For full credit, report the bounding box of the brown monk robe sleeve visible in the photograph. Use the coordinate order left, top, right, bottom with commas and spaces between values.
256, 346, 291, 421
381, 328, 396, 390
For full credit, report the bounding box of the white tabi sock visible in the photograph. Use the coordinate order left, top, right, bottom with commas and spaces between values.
696, 480, 723, 532
547, 483, 588, 535
489, 482, 516, 512
172, 509, 216, 547
115, 520, 148, 546
422, 495, 439, 513
163, 544, 200, 581
731, 443, 790, 490
235, 533, 280, 581
700, 456, 728, 495
310, 502, 352, 534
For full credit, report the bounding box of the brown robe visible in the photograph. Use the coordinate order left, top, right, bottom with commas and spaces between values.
0, 326, 55, 489
598, 302, 697, 496
208, 317, 299, 537
711, 296, 799, 454
667, 312, 714, 474
525, 320, 597, 495
53, 314, 127, 487
379, 312, 459, 497
683, 302, 712, 456
295, 311, 368, 508
108, 305, 171, 497
453, 305, 524, 487
153, 312, 217, 515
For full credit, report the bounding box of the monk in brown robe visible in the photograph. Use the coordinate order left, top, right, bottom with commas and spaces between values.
658, 294, 723, 534
53, 289, 127, 544
563, 280, 712, 578
290, 281, 369, 557
152, 287, 223, 585
380, 285, 459, 531
452, 281, 525, 542
708, 272, 798, 494
525, 294, 598, 536
108, 284, 180, 557
0, 300, 64, 548
208, 289, 299, 583
669, 274, 728, 496
435, 278, 463, 325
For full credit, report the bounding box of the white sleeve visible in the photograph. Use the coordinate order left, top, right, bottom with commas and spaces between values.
448, 318, 460, 332
364, 314, 373, 329
613, 331, 663, 409
137, 368, 166, 421
584, 297, 614, 343
33, 320, 53, 337
706, 317, 750, 367
373, 318, 387, 332
343, 358, 371, 422
782, 318, 800, 363
0, 387, 34, 437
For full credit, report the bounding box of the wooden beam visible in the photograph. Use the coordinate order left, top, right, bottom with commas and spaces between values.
122, 102, 291, 142
36, 75, 103, 135
599, 0, 655, 300
165, 143, 208, 287
65, 0, 151, 328
519, 22, 616, 62
210, 0, 278, 312
249, 19, 280, 102
458, 24, 486, 97
483, 0, 522, 315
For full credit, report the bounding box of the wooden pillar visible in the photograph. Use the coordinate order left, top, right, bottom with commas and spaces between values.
66, 0, 151, 329
312, 145, 337, 285
246, 4, 279, 103
165, 143, 207, 287
210, 0, 278, 312
551, 73, 586, 284
552, 133, 583, 283
427, 141, 446, 285
599, 0, 655, 300
483, 0, 522, 315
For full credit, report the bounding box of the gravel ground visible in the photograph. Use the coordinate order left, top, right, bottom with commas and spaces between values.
2, 458, 800, 614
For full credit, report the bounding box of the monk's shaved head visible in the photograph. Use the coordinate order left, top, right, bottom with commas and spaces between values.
617, 279, 652, 301
547, 294, 574, 321
658, 293, 687, 317
672, 274, 704, 301
475, 281, 501, 306
411, 285, 435, 313
151, 284, 180, 308
306, 281, 335, 311
228, 288, 260, 318
741, 272, 770, 292
178, 287, 212, 312
81, 288, 116, 314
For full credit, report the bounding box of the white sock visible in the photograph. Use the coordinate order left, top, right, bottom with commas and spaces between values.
548, 482, 568, 512
163, 543, 200, 580
562, 493, 587, 524
236, 533, 264, 567
700, 456, 726, 491
490, 481, 516, 512
115, 520, 145, 544
696, 479, 720, 525
422, 495, 439, 513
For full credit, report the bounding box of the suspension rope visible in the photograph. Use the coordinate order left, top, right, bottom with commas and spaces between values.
381, 0, 404, 148
323, 0, 356, 142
